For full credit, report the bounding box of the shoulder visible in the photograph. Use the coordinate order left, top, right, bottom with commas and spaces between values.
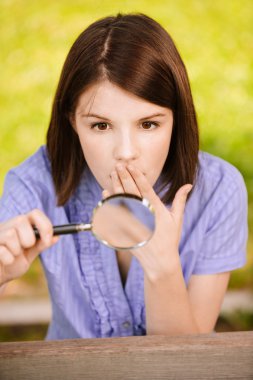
183, 151, 248, 251
196, 151, 247, 204
0, 146, 56, 217
8, 145, 52, 183
198, 151, 245, 187
4, 145, 53, 189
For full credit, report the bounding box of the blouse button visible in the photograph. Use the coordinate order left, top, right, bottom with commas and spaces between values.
122, 321, 131, 329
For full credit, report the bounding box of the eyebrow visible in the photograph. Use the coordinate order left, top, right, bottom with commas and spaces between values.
81, 113, 167, 121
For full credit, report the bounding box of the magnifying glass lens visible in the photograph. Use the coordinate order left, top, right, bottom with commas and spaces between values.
92, 195, 155, 250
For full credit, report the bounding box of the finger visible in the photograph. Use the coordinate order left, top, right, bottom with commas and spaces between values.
102, 189, 111, 199
170, 184, 192, 220
10, 215, 37, 249
116, 164, 141, 196
0, 228, 22, 257
0, 246, 15, 265
25, 235, 60, 264
111, 170, 124, 194
27, 209, 53, 247
126, 164, 160, 206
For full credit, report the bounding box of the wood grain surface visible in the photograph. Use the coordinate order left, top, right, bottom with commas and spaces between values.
0, 331, 253, 379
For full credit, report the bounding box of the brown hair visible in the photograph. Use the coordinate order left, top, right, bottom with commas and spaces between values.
47, 13, 199, 206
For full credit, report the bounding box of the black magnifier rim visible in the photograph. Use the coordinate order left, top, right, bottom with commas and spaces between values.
90, 193, 155, 250
96, 193, 154, 212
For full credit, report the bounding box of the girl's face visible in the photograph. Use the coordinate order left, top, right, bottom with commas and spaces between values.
73, 80, 173, 193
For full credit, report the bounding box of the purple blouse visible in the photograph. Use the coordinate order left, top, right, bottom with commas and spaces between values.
0, 146, 248, 339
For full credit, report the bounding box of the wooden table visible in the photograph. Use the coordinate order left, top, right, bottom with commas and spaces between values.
0, 331, 253, 379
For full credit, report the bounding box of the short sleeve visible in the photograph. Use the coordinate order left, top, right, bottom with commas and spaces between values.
192, 168, 248, 275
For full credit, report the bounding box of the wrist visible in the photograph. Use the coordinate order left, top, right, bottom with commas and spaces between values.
144, 251, 182, 284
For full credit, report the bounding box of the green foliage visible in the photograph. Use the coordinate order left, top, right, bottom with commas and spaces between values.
0, 324, 48, 342
1, 311, 253, 342
0, 0, 252, 288
216, 311, 253, 332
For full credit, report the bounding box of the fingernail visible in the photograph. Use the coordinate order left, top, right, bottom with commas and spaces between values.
127, 164, 134, 171
45, 234, 52, 245
116, 163, 124, 171
185, 185, 193, 194
102, 190, 109, 199
52, 236, 60, 244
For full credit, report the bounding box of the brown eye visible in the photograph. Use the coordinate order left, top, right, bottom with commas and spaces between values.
92, 123, 109, 131
142, 121, 158, 130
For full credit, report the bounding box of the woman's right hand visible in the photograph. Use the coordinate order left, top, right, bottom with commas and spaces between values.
0, 209, 59, 286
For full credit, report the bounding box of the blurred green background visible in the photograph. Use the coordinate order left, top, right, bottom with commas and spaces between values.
0, 0, 252, 296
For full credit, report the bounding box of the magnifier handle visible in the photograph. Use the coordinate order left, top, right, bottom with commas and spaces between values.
33, 224, 81, 239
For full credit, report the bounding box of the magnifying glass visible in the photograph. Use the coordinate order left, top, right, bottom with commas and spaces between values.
33, 194, 155, 250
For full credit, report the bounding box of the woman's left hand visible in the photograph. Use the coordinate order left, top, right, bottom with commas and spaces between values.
103, 163, 192, 282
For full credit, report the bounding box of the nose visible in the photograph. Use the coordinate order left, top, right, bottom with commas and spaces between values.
113, 130, 139, 163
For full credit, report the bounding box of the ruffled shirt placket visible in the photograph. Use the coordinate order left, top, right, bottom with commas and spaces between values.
68, 169, 146, 337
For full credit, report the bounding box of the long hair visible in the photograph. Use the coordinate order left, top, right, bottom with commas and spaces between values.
47, 13, 199, 205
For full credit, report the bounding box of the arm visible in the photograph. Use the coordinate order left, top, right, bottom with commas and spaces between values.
105, 163, 240, 336
187, 272, 230, 332
144, 258, 199, 335
145, 269, 230, 335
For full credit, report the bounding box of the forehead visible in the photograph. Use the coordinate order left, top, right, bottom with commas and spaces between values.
75, 80, 171, 117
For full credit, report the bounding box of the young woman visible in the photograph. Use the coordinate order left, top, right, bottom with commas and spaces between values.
0, 13, 248, 339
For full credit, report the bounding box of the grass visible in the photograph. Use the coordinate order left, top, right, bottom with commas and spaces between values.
0, 0, 253, 289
